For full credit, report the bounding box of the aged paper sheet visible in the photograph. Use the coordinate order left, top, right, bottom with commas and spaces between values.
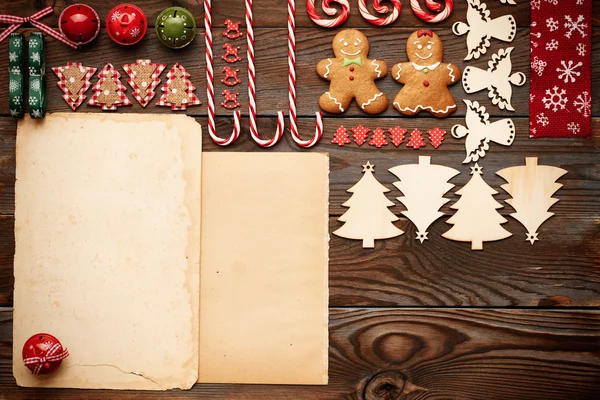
199, 152, 329, 385
13, 114, 202, 390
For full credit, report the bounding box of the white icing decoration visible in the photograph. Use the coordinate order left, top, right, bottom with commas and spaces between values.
412, 62, 441, 71
447, 64, 456, 82
371, 60, 382, 78
361, 92, 384, 110
326, 92, 344, 112
324, 59, 333, 79
395, 64, 402, 81
393, 102, 457, 114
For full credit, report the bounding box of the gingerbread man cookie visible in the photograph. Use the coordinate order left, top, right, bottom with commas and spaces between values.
317, 29, 388, 114
391, 30, 461, 118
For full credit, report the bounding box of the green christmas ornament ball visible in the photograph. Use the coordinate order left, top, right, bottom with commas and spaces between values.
155, 7, 196, 49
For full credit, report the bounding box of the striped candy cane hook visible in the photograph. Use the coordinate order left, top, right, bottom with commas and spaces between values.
246, 0, 285, 147
410, 0, 454, 23
204, 0, 241, 146
306, 0, 351, 28
289, 0, 323, 148
358, 0, 402, 26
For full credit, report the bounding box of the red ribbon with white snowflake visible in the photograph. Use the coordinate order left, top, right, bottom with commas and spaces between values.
530, 0, 591, 138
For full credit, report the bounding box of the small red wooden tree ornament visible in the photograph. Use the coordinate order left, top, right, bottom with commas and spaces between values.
332, 125, 351, 146
369, 127, 388, 148
406, 129, 426, 149
351, 125, 370, 146
388, 126, 407, 147
428, 127, 446, 149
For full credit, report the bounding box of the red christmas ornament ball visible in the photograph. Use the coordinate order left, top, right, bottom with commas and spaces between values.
59, 4, 100, 45
22, 333, 69, 375
106, 4, 147, 46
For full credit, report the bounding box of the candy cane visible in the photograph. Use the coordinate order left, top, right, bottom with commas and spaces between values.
358, 0, 402, 26
289, 0, 323, 148
204, 0, 240, 146
306, 0, 350, 28
410, 0, 454, 23
246, 0, 285, 147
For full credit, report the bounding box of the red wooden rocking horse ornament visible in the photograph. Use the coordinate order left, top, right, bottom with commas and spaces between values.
221, 90, 240, 109
222, 43, 242, 63
223, 19, 243, 39
221, 66, 242, 86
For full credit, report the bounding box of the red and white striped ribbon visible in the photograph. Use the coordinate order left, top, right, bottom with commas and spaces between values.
289, 0, 323, 148
246, 0, 285, 147
204, 0, 241, 146
358, 0, 402, 26
410, 0, 454, 23
306, 0, 350, 28
23, 343, 69, 375
0, 7, 78, 48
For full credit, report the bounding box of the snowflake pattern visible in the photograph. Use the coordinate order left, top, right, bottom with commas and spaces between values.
28, 67, 37, 75
546, 17, 559, 32
10, 66, 21, 74
130, 27, 141, 38
31, 52, 40, 63
573, 91, 591, 117
576, 0, 584, 4
31, 109, 42, 118
567, 122, 580, 135
545, 39, 558, 51
556, 60, 582, 83
536, 113, 549, 127
564, 15, 587, 39
544, 0, 557, 4
12, 96, 21, 105
31, 80, 40, 92
542, 86, 568, 112
29, 38, 39, 47
9, 80, 20, 92
10, 109, 20, 117
9, 52, 17, 62
111, 11, 121, 21
576, 43, 586, 56
531, 0, 540, 10
531, 56, 547, 76
13, 39, 21, 48
29, 96, 38, 106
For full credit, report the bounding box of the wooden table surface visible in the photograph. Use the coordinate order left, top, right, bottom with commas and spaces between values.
0, 1, 599, 399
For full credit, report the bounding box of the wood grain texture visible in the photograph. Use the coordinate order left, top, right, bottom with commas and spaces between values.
1, 308, 600, 399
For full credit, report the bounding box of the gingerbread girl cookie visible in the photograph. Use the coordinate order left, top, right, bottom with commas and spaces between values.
317, 29, 388, 114
391, 30, 461, 118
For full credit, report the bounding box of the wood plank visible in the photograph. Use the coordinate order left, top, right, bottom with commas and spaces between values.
0, 0, 536, 29
1, 308, 599, 399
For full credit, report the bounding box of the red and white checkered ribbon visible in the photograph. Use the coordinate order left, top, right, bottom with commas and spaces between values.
204, 0, 241, 146
288, 0, 323, 148
23, 343, 69, 375
246, 0, 285, 147
0, 6, 78, 48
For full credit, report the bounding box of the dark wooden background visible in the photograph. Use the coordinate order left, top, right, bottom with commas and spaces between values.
0, 0, 598, 399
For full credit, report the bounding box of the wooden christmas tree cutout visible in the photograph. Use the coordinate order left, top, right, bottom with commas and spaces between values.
389, 156, 459, 243
156, 63, 202, 110
88, 63, 131, 111
452, 0, 517, 61
122, 59, 166, 107
462, 47, 526, 111
452, 100, 515, 164
334, 161, 403, 248
442, 163, 512, 250
497, 158, 567, 244
53, 63, 97, 111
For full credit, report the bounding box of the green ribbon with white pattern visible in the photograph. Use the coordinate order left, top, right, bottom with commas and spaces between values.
8, 33, 24, 118
28, 32, 46, 119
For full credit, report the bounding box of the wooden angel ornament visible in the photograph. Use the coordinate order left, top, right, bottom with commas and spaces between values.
389, 156, 459, 243
497, 158, 567, 244
452, 100, 515, 164
334, 161, 403, 248
442, 164, 511, 250
462, 47, 526, 111
452, 0, 516, 61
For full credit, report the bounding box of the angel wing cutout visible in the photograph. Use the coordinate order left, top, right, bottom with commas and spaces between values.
462, 47, 526, 111
452, 0, 517, 60
452, 100, 515, 164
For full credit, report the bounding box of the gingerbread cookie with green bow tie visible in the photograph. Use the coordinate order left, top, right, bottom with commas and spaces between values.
317, 29, 388, 114
392, 30, 461, 118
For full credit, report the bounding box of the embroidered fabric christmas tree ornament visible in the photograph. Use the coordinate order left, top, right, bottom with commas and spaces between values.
452, 100, 515, 164
88, 63, 132, 110
157, 63, 202, 111
388, 126, 407, 147
53, 63, 97, 111
351, 125, 370, 146
369, 127, 388, 148
122, 60, 166, 107
406, 129, 426, 149
529, 0, 591, 138
389, 156, 459, 243
28, 32, 46, 119
334, 161, 403, 248
8, 33, 24, 118
428, 128, 446, 148
332, 125, 351, 146
442, 163, 512, 250
497, 158, 567, 244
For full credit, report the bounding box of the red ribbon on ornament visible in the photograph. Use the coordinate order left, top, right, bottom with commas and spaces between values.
0, 6, 78, 48
23, 342, 70, 375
